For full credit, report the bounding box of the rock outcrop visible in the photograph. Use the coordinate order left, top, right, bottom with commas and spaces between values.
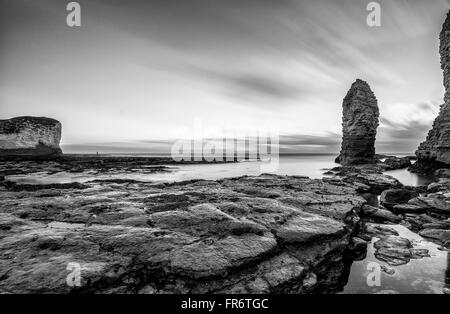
0, 117, 62, 158
0, 172, 366, 293
336, 79, 379, 165
415, 12, 450, 167
0, 156, 448, 293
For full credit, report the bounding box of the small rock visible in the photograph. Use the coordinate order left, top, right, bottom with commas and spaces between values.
435, 169, 450, 178
422, 221, 450, 230
380, 189, 418, 210
419, 229, 450, 244
361, 205, 378, 215
409, 195, 450, 216
373, 235, 429, 266
138, 285, 157, 294
381, 265, 395, 275
302, 272, 317, 289
362, 205, 401, 223
392, 204, 426, 215
381, 157, 411, 170
362, 223, 399, 238
427, 179, 450, 193
347, 237, 368, 260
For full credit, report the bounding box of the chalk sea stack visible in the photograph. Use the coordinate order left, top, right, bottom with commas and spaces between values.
416, 11, 450, 167
335, 79, 379, 165
0, 116, 62, 159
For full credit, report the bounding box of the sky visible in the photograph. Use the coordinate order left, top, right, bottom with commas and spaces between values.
0, 0, 449, 154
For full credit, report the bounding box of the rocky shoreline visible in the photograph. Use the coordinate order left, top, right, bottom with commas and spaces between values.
1, 5, 450, 296
0, 155, 448, 294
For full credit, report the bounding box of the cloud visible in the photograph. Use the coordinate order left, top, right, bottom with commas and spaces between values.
376, 101, 441, 153
379, 118, 432, 140
280, 133, 341, 146
194, 69, 307, 103
1, 0, 448, 150
279, 133, 341, 154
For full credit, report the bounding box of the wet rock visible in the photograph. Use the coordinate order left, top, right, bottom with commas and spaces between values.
258, 254, 306, 290
361, 205, 402, 223
302, 272, 317, 289
170, 234, 278, 279
409, 195, 450, 216
404, 213, 443, 232
381, 265, 395, 275
147, 203, 267, 238
273, 212, 346, 244
436, 169, 450, 178
373, 235, 429, 266
337, 166, 403, 194
392, 204, 426, 215
2, 181, 89, 191
0, 116, 62, 159
380, 189, 419, 210
422, 221, 450, 230
374, 235, 412, 250
380, 156, 412, 170
361, 205, 378, 215
419, 229, 450, 244
346, 237, 368, 260
427, 179, 450, 193
336, 79, 379, 165
359, 223, 399, 240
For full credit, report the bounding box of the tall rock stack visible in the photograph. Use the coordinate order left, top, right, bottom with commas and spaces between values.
0, 116, 62, 159
416, 11, 450, 167
336, 79, 379, 165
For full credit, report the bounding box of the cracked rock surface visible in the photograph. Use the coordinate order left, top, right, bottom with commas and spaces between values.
0, 173, 366, 293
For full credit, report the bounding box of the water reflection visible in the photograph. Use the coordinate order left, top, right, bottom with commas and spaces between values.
6, 155, 340, 184
341, 225, 448, 294
384, 169, 434, 187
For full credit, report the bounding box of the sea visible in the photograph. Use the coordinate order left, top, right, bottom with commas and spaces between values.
7, 153, 435, 187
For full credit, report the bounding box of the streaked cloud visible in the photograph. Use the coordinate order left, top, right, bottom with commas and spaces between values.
0, 0, 449, 153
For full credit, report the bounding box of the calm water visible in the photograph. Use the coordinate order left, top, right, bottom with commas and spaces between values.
7, 154, 433, 187
384, 168, 435, 187
342, 225, 448, 294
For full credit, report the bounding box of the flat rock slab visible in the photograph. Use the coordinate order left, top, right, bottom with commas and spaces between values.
419, 229, 450, 244
409, 195, 450, 216
0, 173, 366, 293
274, 212, 346, 244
